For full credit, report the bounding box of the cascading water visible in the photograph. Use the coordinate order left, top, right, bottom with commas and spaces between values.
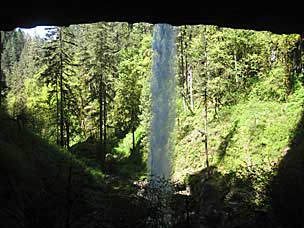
149, 24, 176, 182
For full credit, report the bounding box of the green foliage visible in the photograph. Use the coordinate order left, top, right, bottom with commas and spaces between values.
174, 83, 304, 181
249, 66, 289, 101
39, 26, 78, 147
112, 37, 145, 139
1, 29, 26, 75
187, 165, 277, 227
1, 22, 303, 227
109, 125, 147, 179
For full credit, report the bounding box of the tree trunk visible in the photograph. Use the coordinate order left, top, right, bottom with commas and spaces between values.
300, 36, 303, 72
80, 95, 87, 138
103, 81, 107, 162
99, 78, 104, 164
59, 27, 64, 147
203, 27, 210, 174
66, 119, 70, 150
184, 27, 189, 102
132, 127, 135, 152
214, 96, 219, 119
180, 29, 187, 111
0, 31, 2, 109
204, 85, 209, 171
234, 49, 238, 85
188, 66, 194, 109
131, 107, 135, 155
56, 79, 59, 145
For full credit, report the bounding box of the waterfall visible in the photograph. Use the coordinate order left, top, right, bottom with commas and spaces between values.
149, 24, 176, 182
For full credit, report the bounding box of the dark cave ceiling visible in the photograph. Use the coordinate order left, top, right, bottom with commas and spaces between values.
0, 5, 303, 34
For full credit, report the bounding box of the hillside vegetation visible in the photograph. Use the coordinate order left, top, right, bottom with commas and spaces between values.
174, 82, 304, 180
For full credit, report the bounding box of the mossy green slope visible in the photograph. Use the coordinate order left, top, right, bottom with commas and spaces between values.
173, 82, 304, 181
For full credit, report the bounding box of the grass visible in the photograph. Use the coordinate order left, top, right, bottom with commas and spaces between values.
173, 83, 304, 181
